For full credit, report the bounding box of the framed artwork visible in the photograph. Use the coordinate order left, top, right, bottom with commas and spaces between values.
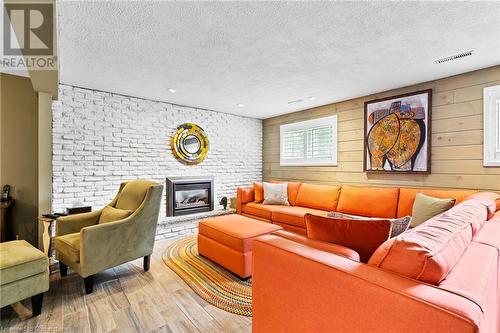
364, 89, 432, 174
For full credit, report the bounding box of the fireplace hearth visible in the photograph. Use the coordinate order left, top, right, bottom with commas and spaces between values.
166, 176, 214, 216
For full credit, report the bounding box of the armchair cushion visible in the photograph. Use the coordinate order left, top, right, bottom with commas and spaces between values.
99, 206, 133, 224
115, 180, 156, 211
55, 233, 80, 263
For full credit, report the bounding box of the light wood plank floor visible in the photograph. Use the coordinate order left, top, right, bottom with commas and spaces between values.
0, 239, 252, 333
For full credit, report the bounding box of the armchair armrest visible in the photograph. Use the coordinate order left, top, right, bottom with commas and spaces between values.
56, 210, 102, 236
253, 235, 481, 333
236, 186, 254, 214
79, 214, 156, 277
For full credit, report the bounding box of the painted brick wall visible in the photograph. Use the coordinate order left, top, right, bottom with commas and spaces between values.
52, 84, 262, 238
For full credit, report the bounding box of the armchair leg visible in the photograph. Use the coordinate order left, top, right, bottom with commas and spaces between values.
84, 275, 94, 294
59, 262, 68, 277
31, 293, 44, 316
144, 255, 150, 271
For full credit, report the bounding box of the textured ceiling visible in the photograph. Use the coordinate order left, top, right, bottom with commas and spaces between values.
57, 1, 500, 119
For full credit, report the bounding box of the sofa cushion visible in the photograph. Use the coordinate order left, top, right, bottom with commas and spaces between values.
438, 242, 497, 315
396, 188, 478, 218
273, 230, 360, 262
368, 199, 489, 285
198, 214, 282, 253
411, 193, 455, 228
272, 206, 329, 228
270, 181, 302, 206
115, 180, 155, 211
305, 214, 392, 263
253, 182, 264, 203
295, 183, 341, 211
242, 202, 284, 220
473, 211, 500, 249
55, 233, 81, 263
337, 186, 399, 218
0, 240, 48, 286
99, 206, 133, 224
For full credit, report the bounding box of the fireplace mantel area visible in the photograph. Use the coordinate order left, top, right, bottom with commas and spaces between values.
166, 176, 215, 216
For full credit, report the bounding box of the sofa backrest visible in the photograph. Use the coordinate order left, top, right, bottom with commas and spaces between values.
294, 183, 341, 211
336, 186, 400, 218
264, 180, 483, 220
368, 199, 490, 285
396, 188, 478, 218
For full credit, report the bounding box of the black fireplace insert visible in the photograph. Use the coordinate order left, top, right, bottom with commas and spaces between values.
166, 176, 214, 216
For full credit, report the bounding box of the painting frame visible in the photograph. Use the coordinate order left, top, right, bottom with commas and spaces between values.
363, 89, 432, 174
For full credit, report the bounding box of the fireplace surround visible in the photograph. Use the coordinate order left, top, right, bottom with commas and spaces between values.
166, 176, 214, 216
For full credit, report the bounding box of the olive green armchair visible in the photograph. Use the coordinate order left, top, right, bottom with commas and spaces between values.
54, 180, 163, 294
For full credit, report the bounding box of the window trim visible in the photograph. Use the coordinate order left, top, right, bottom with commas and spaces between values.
279, 115, 338, 167
483, 85, 500, 167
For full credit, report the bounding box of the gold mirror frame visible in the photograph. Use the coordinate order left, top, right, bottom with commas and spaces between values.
171, 123, 209, 165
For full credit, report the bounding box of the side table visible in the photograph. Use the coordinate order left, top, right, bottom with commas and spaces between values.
37, 216, 58, 272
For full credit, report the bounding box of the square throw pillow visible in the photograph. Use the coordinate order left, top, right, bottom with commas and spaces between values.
263, 182, 289, 206
99, 206, 133, 224
253, 182, 264, 203
305, 213, 392, 263
411, 193, 456, 228
327, 212, 412, 238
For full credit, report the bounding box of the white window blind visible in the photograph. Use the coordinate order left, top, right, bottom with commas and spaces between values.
483, 85, 500, 166
280, 115, 337, 166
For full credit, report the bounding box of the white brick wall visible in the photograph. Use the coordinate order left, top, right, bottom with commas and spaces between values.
52, 85, 262, 238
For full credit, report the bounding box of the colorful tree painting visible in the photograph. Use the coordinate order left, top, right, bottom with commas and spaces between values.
364, 90, 431, 174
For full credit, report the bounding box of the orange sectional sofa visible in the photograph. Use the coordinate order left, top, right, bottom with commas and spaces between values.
246, 183, 500, 333
237, 182, 478, 235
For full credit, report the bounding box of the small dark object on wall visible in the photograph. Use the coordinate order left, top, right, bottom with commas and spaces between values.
66, 206, 92, 215
220, 197, 228, 210
1, 185, 11, 201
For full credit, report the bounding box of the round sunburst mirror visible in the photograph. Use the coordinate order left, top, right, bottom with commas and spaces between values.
171, 123, 209, 165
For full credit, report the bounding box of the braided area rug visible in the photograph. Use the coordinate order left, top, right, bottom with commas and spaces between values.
162, 235, 252, 316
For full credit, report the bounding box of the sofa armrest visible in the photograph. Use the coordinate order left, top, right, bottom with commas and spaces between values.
236, 186, 254, 214
253, 235, 481, 333
272, 230, 360, 262
56, 210, 102, 236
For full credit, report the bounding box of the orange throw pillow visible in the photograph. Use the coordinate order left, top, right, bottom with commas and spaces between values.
253, 182, 264, 203
305, 213, 391, 263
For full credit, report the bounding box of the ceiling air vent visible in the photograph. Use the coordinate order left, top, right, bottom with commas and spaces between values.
435, 50, 474, 64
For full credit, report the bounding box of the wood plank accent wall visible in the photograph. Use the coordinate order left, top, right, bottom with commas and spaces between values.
263, 66, 500, 192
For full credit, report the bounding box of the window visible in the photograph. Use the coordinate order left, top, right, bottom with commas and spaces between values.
483, 85, 500, 166
280, 115, 338, 166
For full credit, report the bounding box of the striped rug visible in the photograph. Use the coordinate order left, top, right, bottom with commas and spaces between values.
162, 235, 253, 316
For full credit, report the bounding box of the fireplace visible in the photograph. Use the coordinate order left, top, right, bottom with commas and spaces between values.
166, 176, 214, 216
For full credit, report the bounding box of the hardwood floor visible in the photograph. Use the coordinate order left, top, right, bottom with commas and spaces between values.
0, 239, 252, 333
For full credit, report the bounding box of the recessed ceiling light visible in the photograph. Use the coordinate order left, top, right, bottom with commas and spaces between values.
308, 96, 316, 100
168, 88, 177, 93
237, 103, 244, 107
287, 99, 303, 104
